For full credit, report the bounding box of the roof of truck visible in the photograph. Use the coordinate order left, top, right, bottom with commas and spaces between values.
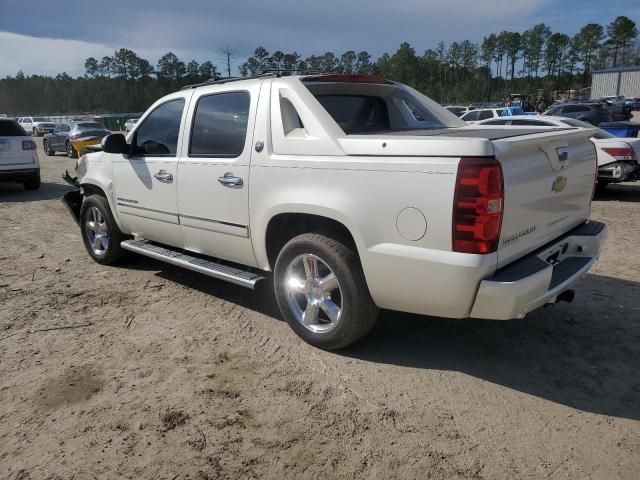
181, 73, 393, 90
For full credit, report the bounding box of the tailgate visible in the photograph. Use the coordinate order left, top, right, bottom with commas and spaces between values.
493, 128, 596, 268
0, 136, 34, 168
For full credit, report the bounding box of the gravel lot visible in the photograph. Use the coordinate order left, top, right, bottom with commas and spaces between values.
1, 141, 639, 480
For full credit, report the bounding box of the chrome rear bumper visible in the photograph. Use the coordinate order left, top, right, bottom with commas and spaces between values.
470, 221, 607, 320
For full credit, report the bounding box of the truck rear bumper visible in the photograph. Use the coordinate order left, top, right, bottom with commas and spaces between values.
470, 221, 607, 320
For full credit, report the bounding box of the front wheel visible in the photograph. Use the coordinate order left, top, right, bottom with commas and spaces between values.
44, 140, 55, 156
79, 194, 126, 265
274, 233, 379, 350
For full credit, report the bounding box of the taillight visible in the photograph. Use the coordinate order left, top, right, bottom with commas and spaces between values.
453, 157, 504, 254
601, 145, 636, 161
22, 140, 36, 150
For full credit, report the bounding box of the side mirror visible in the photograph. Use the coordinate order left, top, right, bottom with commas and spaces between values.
101, 133, 129, 154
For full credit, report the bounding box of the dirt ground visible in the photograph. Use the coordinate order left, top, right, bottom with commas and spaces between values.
1, 141, 639, 480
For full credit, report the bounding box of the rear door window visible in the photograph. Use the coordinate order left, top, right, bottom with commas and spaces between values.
0, 120, 27, 136
189, 92, 250, 157
478, 110, 494, 120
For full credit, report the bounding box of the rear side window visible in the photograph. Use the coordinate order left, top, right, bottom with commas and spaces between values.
189, 92, 250, 156
564, 105, 589, 113
0, 120, 27, 136
134, 99, 185, 156
462, 110, 480, 121
315, 95, 390, 134
478, 110, 494, 120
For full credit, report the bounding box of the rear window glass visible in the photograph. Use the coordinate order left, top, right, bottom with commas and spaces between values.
75, 122, 105, 130
315, 95, 390, 134
0, 120, 27, 136
303, 80, 461, 134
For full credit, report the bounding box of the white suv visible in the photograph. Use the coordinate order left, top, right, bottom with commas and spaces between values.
0, 119, 40, 190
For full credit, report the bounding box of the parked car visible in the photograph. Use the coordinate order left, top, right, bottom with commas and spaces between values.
543, 103, 612, 125
18, 116, 56, 136
477, 115, 640, 188
460, 106, 530, 124
62, 73, 606, 350
445, 106, 474, 117
0, 118, 40, 190
43, 121, 111, 158
124, 118, 139, 132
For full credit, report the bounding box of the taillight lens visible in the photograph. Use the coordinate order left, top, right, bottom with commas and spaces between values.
601, 146, 636, 161
22, 140, 36, 150
453, 157, 504, 254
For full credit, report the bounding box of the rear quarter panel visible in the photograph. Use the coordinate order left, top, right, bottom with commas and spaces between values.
249, 154, 497, 317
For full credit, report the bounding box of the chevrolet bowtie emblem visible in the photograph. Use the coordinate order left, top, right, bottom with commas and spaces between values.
552, 175, 568, 193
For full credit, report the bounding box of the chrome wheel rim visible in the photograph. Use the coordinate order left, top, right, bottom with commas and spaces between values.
84, 206, 109, 255
284, 253, 343, 334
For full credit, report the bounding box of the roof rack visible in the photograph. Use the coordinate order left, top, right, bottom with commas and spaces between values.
181, 72, 277, 90
261, 69, 325, 76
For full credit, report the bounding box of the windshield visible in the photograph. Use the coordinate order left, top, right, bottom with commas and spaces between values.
303, 80, 464, 134
33, 117, 51, 122
75, 122, 106, 130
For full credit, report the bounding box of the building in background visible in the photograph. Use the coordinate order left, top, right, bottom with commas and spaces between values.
591, 66, 640, 99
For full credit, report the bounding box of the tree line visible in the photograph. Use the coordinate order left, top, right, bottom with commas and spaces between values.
0, 15, 637, 116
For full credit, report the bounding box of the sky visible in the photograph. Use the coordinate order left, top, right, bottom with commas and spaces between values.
0, 0, 638, 77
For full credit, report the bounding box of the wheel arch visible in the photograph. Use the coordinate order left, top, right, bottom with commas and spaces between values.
261, 210, 362, 271
80, 180, 126, 233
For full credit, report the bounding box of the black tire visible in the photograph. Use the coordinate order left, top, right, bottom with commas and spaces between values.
23, 173, 41, 191
274, 233, 378, 350
594, 181, 609, 195
79, 194, 126, 265
43, 140, 55, 156
66, 141, 77, 159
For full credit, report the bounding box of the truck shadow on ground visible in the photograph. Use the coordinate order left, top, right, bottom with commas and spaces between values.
595, 183, 640, 202
121, 256, 640, 420
344, 273, 640, 421
0, 181, 73, 202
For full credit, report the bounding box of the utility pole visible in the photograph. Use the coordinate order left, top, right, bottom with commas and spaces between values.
220, 47, 235, 77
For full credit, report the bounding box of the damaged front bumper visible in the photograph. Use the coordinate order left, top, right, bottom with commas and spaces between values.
61, 170, 82, 224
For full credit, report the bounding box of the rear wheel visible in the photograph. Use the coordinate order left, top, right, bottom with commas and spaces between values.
274, 233, 378, 350
66, 141, 77, 159
23, 173, 40, 191
79, 194, 125, 265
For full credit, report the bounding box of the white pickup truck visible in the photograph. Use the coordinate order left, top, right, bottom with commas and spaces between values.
62, 73, 607, 349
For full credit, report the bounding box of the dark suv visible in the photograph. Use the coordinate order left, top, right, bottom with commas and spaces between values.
543, 103, 611, 126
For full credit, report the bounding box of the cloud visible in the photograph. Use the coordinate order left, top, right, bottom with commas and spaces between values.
0, 32, 112, 77
0, 0, 633, 77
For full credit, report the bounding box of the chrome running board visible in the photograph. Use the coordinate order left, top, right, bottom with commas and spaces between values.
120, 239, 265, 289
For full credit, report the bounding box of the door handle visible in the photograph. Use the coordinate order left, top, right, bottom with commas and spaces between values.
153, 169, 174, 183
217, 172, 243, 188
